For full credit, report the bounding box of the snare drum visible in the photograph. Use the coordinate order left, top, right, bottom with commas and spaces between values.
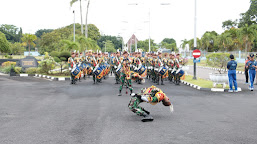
72, 67, 81, 77
159, 67, 168, 76
138, 65, 146, 75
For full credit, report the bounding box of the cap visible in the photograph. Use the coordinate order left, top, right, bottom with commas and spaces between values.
230, 54, 234, 59
250, 53, 254, 58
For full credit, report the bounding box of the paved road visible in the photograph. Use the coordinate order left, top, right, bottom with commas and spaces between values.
0, 75, 257, 144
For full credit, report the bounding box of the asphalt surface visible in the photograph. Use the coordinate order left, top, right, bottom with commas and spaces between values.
0, 74, 257, 144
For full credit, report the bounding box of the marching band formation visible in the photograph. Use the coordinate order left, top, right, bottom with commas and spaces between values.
68, 49, 188, 96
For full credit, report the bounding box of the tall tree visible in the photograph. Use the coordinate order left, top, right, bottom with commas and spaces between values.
0, 32, 11, 53
70, 0, 83, 34
222, 20, 238, 30
217, 31, 232, 52
35, 29, 53, 38
61, 40, 79, 51
238, 24, 257, 53
21, 34, 37, 55
180, 39, 188, 50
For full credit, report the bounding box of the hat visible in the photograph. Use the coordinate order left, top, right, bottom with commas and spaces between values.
230, 54, 234, 59
250, 53, 254, 58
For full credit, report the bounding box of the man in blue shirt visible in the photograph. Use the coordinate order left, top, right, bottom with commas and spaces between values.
227, 54, 238, 92
246, 53, 257, 91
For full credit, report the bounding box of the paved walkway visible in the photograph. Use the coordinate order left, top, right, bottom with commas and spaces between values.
187, 65, 254, 91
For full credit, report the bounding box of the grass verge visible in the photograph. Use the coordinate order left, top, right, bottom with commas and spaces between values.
183, 75, 229, 89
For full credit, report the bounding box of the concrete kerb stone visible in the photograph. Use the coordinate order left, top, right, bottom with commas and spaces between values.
181, 80, 242, 92
12, 73, 70, 81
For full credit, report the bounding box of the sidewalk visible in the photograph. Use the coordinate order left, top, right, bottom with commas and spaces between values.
187, 66, 251, 91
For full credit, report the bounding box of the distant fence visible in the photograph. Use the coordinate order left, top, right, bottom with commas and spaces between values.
182, 50, 257, 63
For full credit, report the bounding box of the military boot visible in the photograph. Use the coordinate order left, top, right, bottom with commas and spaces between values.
141, 113, 154, 122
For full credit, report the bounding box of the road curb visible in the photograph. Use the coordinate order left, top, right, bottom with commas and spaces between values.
14, 73, 71, 81
34, 74, 71, 81
181, 80, 242, 92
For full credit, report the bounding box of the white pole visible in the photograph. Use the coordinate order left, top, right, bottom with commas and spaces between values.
193, 0, 197, 80
193, 0, 197, 49
73, 10, 75, 42
148, 8, 151, 52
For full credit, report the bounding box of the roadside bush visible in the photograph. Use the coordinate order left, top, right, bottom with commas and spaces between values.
206, 53, 230, 74
14, 67, 22, 74
39, 57, 55, 74
26, 67, 38, 74
2, 61, 16, 67
0, 65, 12, 74
60, 57, 66, 61
36, 67, 42, 73
59, 51, 70, 62
50, 51, 60, 58
54, 57, 61, 63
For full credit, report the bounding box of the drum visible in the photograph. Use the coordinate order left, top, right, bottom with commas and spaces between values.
93, 66, 103, 79
72, 67, 81, 77
138, 65, 146, 75
178, 69, 185, 77
159, 67, 168, 76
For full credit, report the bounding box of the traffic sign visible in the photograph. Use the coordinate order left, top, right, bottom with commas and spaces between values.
192, 49, 201, 58
193, 58, 201, 63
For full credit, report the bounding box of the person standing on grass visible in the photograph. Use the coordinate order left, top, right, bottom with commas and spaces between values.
227, 54, 238, 92
245, 55, 250, 84
246, 53, 257, 91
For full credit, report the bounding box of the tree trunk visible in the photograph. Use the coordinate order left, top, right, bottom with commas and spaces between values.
245, 42, 248, 58
28, 42, 31, 56
85, 0, 90, 38
80, 0, 83, 34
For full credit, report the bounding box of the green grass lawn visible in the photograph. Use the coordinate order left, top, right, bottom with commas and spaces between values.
188, 59, 245, 72
183, 75, 229, 89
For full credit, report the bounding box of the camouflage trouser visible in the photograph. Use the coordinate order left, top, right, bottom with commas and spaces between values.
128, 97, 145, 116
119, 73, 133, 91
70, 73, 76, 81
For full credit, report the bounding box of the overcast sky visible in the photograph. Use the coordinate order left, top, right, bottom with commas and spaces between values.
0, 0, 250, 46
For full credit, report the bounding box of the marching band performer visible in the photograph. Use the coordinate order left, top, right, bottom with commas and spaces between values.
128, 85, 173, 122
118, 51, 133, 96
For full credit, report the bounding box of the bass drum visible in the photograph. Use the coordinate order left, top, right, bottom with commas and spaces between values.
72, 67, 81, 77
159, 67, 168, 76
93, 66, 103, 79
177, 69, 185, 78
138, 65, 146, 75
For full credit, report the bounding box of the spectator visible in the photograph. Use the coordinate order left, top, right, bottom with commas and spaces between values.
227, 54, 238, 92
246, 53, 257, 91
245, 55, 250, 84
255, 54, 257, 85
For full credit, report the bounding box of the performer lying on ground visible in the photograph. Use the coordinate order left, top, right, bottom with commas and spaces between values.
128, 85, 173, 122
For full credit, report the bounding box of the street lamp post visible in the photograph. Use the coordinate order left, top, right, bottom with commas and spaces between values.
193, 0, 197, 80
73, 10, 75, 42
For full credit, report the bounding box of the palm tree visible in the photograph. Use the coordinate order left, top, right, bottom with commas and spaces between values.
238, 24, 257, 55
180, 39, 188, 52
21, 34, 37, 55
217, 32, 232, 52
61, 40, 80, 51
70, 0, 83, 34
201, 32, 216, 52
